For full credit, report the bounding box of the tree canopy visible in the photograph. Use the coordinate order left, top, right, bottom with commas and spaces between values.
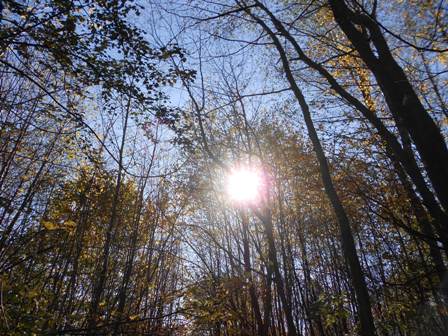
1, 0, 447, 335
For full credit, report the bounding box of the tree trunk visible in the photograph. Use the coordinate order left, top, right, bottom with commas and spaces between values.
245, 8, 376, 335
328, 0, 448, 212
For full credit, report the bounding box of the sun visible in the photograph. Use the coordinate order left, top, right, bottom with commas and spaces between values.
226, 167, 263, 203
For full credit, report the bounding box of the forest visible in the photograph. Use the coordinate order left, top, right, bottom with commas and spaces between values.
0, 0, 447, 335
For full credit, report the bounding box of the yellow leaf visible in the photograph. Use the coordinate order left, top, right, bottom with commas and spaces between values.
41, 220, 59, 230
442, 117, 448, 126
64, 220, 77, 230
129, 315, 139, 321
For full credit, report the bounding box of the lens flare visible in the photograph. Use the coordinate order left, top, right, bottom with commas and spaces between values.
226, 167, 263, 203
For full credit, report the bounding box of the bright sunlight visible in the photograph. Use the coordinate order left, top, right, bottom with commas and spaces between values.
226, 167, 263, 203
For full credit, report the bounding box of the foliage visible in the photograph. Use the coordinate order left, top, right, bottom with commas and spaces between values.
1, 1, 447, 335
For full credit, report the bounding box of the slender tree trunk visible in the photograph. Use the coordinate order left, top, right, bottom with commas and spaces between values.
257, 209, 299, 336
245, 8, 376, 335
88, 96, 132, 333
241, 211, 266, 335
252, 0, 448, 238
394, 155, 446, 278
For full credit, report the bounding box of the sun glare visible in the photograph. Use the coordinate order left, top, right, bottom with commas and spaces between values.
226, 167, 263, 203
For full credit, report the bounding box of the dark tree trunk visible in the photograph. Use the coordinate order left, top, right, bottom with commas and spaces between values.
245, 7, 376, 335
328, 0, 448, 213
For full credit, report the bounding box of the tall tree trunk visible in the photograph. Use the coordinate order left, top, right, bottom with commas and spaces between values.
88, 96, 132, 333
257, 209, 299, 336
328, 0, 448, 212
245, 7, 376, 335
241, 211, 266, 335
252, 0, 448, 240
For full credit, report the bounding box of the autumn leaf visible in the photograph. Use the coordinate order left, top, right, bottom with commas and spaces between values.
41, 220, 59, 231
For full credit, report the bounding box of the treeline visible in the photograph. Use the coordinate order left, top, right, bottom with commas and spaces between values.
1, 0, 447, 335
